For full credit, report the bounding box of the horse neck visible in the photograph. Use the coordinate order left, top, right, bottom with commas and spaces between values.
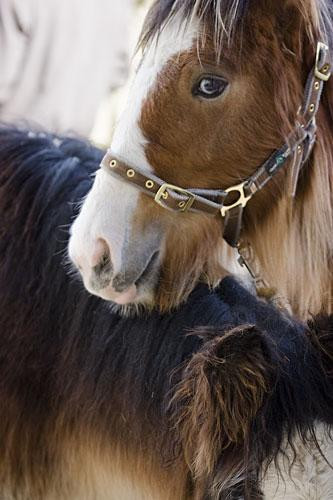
247, 129, 333, 320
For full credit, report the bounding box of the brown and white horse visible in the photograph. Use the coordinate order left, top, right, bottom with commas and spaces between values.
70, 0, 333, 320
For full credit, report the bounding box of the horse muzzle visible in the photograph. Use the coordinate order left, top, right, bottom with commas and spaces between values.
69, 225, 162, 306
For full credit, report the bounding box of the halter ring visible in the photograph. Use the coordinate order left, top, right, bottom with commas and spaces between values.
220, 182, 253, 217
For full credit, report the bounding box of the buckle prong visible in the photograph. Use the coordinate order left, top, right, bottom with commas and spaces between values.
155, 183, 195, 212
221, 182, 252, 217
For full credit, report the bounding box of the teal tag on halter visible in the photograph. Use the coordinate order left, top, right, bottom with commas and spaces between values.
276, 155, 285, 165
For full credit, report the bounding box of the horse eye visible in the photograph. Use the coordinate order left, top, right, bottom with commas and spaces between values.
193, 76, 228, 99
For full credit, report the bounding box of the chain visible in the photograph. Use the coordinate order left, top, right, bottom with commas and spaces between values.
237, 241, 291, 312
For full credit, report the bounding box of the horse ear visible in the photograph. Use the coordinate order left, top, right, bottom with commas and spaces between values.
170, 325, 273, 491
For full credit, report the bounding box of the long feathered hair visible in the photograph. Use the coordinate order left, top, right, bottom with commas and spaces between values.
0, 125, 332, 498
248, 0, 333, 319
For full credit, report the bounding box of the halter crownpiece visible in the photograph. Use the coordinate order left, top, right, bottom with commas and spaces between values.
100, 41, 331, 287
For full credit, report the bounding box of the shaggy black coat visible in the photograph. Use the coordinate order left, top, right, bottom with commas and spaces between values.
0, 125, 332, 499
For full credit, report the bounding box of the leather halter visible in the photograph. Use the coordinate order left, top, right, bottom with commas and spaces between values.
100, 42, 331, 284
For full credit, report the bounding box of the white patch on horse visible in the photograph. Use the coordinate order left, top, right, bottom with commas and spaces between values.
69, 13, 199, 303
111, 12, 200, 170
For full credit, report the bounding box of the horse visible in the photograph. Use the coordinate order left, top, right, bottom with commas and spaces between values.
69, 0, 333, 320
0, 124, 333, 499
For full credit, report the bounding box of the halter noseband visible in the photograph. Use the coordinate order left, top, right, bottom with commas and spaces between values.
100, 42, 331, 288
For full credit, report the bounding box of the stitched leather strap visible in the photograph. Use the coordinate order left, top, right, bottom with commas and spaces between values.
223, 206, 244, 247
100, 152, 225, 215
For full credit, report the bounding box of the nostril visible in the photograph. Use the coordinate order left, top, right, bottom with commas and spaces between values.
90, 238, 111, 268
93, 251, 113, 277
91, 239, 114, 290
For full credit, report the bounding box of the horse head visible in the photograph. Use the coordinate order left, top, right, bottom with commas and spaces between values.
69, 0, 333, 315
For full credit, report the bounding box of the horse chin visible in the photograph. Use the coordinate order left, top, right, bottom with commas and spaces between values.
85, 270, 159, 315
97, 284, 139, 305
107, 287, 156, 317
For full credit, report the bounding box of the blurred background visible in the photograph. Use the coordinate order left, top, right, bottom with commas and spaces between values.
90, 0, 153, 146
0, 0, 153, 148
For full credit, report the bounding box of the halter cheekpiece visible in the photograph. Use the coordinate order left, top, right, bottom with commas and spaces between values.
101, 42, 331, 289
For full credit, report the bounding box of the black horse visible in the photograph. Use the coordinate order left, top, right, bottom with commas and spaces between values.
0, 125, 332, 499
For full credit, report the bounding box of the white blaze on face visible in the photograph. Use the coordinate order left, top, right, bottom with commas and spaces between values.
68, 13, 199, 304
111, 13, 200, 168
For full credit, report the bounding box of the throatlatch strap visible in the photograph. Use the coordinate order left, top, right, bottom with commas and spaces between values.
223, 206, 244, 248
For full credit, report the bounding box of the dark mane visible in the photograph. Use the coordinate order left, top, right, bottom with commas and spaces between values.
0, 125, 333, 498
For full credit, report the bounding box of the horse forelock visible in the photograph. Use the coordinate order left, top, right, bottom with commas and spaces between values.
140, 0, 333, 56
140, 0, 248, 57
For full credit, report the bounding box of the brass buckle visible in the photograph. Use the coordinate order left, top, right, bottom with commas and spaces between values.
221, 182, 252, 217
155, 183, 195, 212
315, 42, 331, 82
